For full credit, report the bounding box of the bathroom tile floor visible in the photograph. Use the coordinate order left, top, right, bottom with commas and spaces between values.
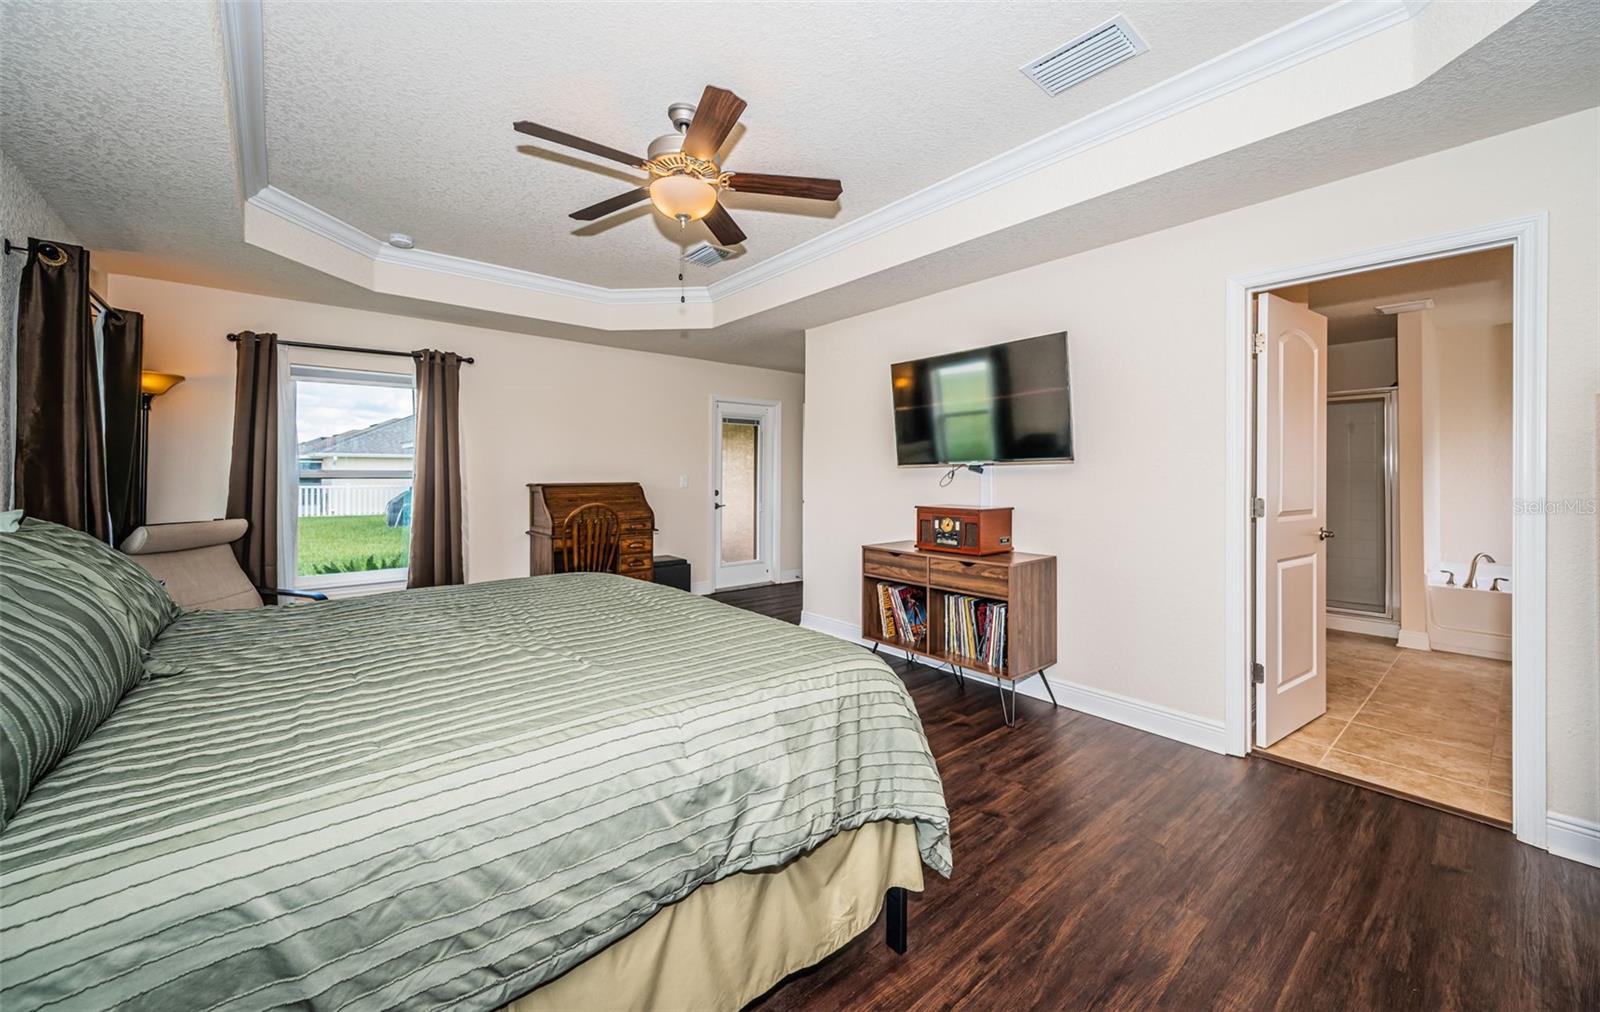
1258, 630, 1512, 825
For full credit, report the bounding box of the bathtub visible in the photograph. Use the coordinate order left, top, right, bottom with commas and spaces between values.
1426, 563, 1511, 660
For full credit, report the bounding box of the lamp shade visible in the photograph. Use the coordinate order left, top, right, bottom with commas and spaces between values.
648, 175, 718, 222
140, 371, 185, 397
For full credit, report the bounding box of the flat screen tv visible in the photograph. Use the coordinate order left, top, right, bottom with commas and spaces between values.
891, 332, 1073, 465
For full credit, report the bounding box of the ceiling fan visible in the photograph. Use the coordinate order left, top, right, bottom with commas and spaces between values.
513, 85, 842, 248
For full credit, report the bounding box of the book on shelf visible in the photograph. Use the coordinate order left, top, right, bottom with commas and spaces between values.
943, 594, 1007, 670
876, 582, 926, 647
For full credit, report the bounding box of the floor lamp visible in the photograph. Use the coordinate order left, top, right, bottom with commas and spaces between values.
138, 371, 185, 526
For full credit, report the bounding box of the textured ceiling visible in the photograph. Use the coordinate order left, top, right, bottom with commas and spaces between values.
260, 0, 1323, 288
1308, 248, 1513, 344
2, 0, 1596, 372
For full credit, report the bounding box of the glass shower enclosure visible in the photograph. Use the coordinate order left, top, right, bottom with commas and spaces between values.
1325, 389, 1397, 619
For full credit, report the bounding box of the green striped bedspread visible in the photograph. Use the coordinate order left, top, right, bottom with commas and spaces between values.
0, 574, 950, 1011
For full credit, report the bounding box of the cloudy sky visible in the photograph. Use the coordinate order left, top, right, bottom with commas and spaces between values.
296, 380, 414, 445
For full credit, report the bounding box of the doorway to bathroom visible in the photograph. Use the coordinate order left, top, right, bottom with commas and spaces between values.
1237, 233, 1534, 832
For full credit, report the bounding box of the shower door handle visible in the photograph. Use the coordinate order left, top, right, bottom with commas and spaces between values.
1317, 527, 1336, 541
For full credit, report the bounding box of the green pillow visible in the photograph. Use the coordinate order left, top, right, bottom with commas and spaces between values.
0, 517, 181, 830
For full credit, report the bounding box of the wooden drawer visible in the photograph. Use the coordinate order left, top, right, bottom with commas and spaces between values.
863, 547, 927, 585
928, 556, 1010, 598
618, 554, 652, 577
620, 536, 651, 555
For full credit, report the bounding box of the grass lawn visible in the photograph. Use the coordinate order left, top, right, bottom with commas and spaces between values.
298, 515, 410, 576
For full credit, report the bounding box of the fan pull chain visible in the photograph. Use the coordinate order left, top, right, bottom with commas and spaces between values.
679, 270, 685, 305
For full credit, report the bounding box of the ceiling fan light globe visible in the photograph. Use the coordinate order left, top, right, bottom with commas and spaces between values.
649, 174, 717, 223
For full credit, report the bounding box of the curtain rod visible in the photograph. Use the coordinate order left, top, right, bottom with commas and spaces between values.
225, 333, 475, 365
3, 238, 121, 320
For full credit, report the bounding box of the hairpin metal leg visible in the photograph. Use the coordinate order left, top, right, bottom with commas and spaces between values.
946, 659, 966, 692
1035, 669, 1058, 708
995, 677, 1017, 727
885, 886, 908, 954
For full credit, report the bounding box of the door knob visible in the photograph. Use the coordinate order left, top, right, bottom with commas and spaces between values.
1317, 527, 1336, 541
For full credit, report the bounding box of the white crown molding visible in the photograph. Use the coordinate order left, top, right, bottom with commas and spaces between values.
219, 0, 268, 197
250, 185, 380, 258
707, 0, 1428, 303
248, 186, 713, 306
228, 0, 1429, 321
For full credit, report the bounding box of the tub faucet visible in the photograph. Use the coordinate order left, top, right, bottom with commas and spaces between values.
1466, 552, 1496, 589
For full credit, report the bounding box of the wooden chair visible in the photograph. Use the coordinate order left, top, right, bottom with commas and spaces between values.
561, 502, 621, 574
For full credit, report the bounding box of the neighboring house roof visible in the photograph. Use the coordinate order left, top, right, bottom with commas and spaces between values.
298, 414, 415, 457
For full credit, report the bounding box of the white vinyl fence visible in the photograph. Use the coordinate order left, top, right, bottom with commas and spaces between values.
298, 482, 410, 518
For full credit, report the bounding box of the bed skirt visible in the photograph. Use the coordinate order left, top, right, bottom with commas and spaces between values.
503, 820, 924, 1012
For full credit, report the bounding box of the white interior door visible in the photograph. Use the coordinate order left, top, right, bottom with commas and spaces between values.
713, 400, 775, 589
1255, 293, 1331, 746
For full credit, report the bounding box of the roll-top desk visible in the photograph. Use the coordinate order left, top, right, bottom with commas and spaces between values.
528, 482, 655, 581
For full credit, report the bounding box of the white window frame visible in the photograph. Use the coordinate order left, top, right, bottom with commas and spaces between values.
281, 364, 416, 594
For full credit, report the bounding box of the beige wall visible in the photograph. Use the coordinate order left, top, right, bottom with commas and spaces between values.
802, 110, 1598, 822
1329, 337, 1398, 392
112, 275, 805, 590
1429, 321, 1514, 567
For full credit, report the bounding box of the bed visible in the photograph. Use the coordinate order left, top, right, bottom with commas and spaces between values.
0, 519, 950, 1012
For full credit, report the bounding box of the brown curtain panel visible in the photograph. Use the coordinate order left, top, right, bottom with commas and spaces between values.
101, 308, 144, 540
225, 331, 279, 589
408, 349, 465, 588
13, 238, 109, 540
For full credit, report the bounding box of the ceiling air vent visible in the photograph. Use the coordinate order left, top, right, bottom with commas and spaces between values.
1021, 14, 1148, 97
682, 242, 734, 267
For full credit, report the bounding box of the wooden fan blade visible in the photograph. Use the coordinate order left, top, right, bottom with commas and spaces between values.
681, 86, 746, 161
726, 172, 842, 201
702, 202, 746, 246
513, 121, 645, 168
569, 188, 650, 221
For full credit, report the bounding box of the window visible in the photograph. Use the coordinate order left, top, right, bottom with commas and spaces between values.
285, 365, 416, 590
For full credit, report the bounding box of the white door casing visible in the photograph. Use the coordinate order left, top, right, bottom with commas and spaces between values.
1255, 293, 1330, 746
1225, 216, 1547, 848
711, 398, 778, 590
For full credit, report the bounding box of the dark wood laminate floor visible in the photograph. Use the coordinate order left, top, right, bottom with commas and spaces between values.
710, 583, 1600, 1011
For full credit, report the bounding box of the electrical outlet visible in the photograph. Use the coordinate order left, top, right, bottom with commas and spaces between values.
678, 474, 689, 489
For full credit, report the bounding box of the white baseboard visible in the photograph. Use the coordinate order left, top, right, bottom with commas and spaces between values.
1326, 612, 1398, 639
778, 569, 803, 584
1396, 629, 1432, 651
801, 610, 868, 644
800, 611, 1227, 753
1547, 812, 1600, 867
805, 613, 1590, 865
691, 580, 714, 596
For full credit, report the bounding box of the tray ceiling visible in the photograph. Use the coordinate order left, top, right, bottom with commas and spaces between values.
259, 1, 1324, 290
3, 1, 1596, 370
